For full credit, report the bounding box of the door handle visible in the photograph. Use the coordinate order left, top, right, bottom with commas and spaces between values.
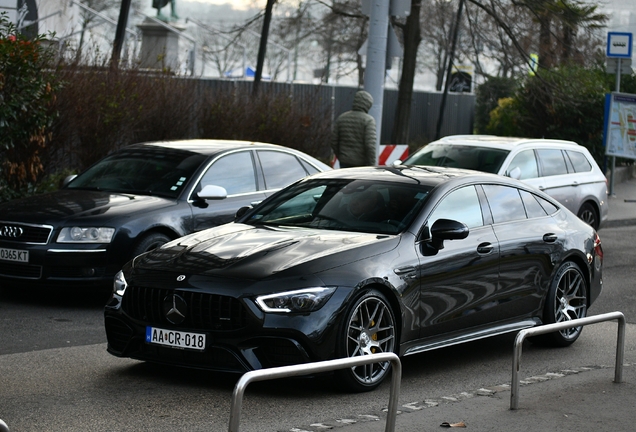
477, 242, 494, 254
394, 266, 416, 279
543, 233, 558, 243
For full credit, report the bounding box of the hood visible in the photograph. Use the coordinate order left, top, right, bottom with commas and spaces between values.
0, 189, 176, 225
352, 90, 374, 113
135, 223, 398, 280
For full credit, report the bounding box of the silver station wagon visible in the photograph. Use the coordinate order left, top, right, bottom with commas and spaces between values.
399, 135, 609, 230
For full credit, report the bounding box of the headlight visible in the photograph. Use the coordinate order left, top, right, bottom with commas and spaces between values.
256, 287, 336, 313
113, 270, 127, 295
57, 227, 115, 243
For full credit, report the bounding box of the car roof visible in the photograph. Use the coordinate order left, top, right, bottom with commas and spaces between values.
309, 165, 508, 188
124, 139, 299, 156
433, 135, 581, 151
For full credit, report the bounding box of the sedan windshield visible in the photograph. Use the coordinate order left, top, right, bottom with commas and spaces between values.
245, 179, 431, 235
66, 147, 207, 198
404, 144, 509, 174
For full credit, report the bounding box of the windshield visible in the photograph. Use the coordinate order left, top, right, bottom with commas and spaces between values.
404, 143, 509, 174
244, 179, 431, 235
66, 147, 207, 198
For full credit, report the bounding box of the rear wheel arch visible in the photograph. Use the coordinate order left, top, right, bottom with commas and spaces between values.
129, 229, 178, 260
536, 260, 589, 347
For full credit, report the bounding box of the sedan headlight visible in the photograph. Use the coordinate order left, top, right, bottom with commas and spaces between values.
256, 287, 336, 313
113, 270, 127, 296
57, 227, 115, 243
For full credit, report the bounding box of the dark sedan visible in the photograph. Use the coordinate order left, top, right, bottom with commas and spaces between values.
104, 166, 603, 391
0, 140, 330, 288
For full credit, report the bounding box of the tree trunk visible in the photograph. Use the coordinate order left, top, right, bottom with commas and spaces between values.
391, 0, 422, 145
253, 0, 276, 96
537, 1, 554, 69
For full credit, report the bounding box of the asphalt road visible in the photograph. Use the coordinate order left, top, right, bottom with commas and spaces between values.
0, 225, 634, 432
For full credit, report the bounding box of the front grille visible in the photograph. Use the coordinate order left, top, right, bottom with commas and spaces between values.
0, 262, 42, 279
48, 266, 107, 279
0, 222, 52, 244
122, 285, 248, 331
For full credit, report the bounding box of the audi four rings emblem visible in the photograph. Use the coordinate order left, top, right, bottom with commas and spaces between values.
0, 226, 23, 238
176, 275, 186, 281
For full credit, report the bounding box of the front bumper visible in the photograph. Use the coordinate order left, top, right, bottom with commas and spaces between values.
104, 285, 350, 373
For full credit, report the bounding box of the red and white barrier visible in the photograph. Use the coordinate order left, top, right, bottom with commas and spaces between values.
330, 144, 409, 168
378, 144, 409, 166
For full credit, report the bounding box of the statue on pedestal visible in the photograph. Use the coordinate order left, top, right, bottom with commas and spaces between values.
153, 0, 179, 22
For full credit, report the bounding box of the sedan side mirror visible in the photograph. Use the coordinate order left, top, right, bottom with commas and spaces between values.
198, 185, 228, 200
62, 174, 77, 187
235, 205, 252, 221
392, 159, 403, 167
429, 218, 469, 250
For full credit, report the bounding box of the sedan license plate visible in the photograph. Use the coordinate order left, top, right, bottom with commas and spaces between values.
0, 248, 29, 263
146, 327, 206, 351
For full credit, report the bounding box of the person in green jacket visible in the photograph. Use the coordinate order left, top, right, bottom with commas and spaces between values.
331, 90, 377, 167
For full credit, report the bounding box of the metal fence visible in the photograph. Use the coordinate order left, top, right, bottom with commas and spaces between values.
510, 311, 626, 410
195, 78, 475, 146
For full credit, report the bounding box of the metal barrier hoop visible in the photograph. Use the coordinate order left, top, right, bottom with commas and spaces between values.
228, 352, 402, 432
510, 311, 626, 410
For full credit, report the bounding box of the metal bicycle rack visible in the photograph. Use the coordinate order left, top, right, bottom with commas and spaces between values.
228, 352, 402, 432
510, 311, 626, 410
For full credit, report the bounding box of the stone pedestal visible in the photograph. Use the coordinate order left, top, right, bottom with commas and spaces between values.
137, 17, 184, 71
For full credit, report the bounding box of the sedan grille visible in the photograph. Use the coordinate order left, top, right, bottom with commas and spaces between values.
122, 285, 248, 331
0, 262, 42, 279
0, 222, 52, 244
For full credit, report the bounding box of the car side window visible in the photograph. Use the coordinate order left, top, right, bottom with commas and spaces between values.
535, 194, 559, 215
537, 149, 568, 176
519, 190, 548, 219
199, 152, 257, 195
300, 159, 321, 175
565, 150, 592, 173
428, 186, 483, 229
257, 150, 308, 190
482, 185, 527, 223
507, 150, 538, 179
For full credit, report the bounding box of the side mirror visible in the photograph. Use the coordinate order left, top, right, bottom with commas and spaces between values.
392, 159, 403, 167
429, 218, 469, 250
62, 174, 77, 187
197, 185, 228, 200
507, 166, 521, 180
235, 205, 252, 221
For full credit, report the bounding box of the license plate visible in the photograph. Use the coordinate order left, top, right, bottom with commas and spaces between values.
146, 326, 206, 351
0, 248, 29, 263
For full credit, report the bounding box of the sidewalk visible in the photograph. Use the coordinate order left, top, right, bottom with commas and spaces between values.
340, 363, 636, 432
605, 166, 636, 227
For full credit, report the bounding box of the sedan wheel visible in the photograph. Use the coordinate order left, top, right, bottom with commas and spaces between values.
537, 261, 588, 347
336, 290, 396, 392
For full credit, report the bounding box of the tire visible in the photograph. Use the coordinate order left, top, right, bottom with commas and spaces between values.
577, 202, 598, 230
535, 261, 588, 347
130, 233, 171, 260
335, 289, 397, 392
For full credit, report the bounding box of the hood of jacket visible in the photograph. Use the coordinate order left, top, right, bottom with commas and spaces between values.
352, 90, 374, 113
